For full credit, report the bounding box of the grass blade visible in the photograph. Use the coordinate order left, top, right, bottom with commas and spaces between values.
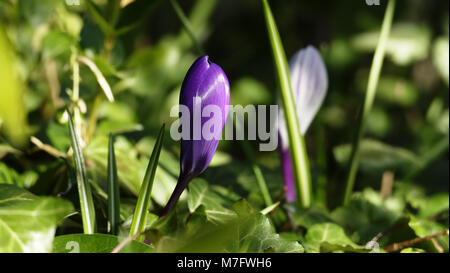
107, 133, 120, 235
169, 0, 204, 55
68, 111, 96, 234
129, 124, 165, 240
261, 0, 312, 207
343, 0, 396, 205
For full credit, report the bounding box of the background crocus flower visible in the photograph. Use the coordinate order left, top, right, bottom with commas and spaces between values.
160, 55, 230, 217
278, 45, 328, 202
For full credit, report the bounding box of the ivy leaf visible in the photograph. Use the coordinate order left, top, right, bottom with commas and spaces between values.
154, 200, 303, 253
52, 234, 152, 253
187, 179, 235, 224
304, 223, 367, 253
416, 193, 449, 219
408, 216, 449, 252
285, 204, 333, 229
331, 188, 404, 243
333, 139, 422, 173
227, 200, 304, 253
0, 184, 74, 253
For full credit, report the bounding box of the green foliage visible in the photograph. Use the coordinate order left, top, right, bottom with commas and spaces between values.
0, 184, 73, 252
0, 162, 37, 188
0, 0, 448, 254
304, 223, 366, 253
334, 139, 422, 173
352, 23, 431, 66
153, 200, 303, 253
129, 124, 165, 240
0, 26, 28, 147
187, 179, 235, 224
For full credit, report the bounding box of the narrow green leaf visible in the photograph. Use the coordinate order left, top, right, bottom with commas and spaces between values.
107, 133, 120, 235
169, 0, 204, 54
129, 124, 165, 240
235, 119, 273, 207
261, 0, 311, 207
68, 111, 96, 234
344, 0, 396, 205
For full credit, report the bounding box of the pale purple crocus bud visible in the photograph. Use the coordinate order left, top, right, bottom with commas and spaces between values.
160, 55, 230, 217
278, 46, 328, 202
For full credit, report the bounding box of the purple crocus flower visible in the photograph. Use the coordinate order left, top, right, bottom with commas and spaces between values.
160, 55, 230, 217
279, 46, 328, 202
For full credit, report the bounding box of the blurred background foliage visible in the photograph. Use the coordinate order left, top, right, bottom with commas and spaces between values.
0, 0, 448, 253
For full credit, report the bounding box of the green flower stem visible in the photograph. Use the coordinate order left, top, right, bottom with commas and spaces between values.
261, 0, 312, 207
343, 0, 396, 205
240, 140, 273, 207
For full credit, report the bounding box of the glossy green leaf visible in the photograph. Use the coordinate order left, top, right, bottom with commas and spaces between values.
187, 179, 235, 224
52, 234, 152, 253
0, 184, 74, 253
228, 200, 303, 253
155, 200, 303, 253
129, 124, 165, 240
304, 223, 366, 253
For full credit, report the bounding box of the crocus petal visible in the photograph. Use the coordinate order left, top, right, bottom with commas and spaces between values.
278, 45, 328, 202
290, 46, 328, 134
161, 55, 230, 216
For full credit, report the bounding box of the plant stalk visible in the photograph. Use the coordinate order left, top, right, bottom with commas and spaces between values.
343, 0, 396, 205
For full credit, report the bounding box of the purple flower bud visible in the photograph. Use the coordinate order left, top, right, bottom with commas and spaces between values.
279, 46, 328, 202
161, 55, 230, 216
